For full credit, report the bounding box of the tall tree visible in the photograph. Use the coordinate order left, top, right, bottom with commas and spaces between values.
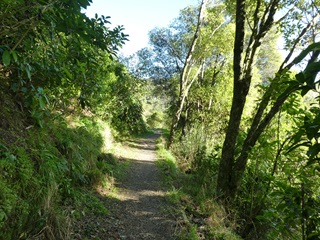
166, 0, 237, 146
217, 0, 320, 203
167, 0, 207, 147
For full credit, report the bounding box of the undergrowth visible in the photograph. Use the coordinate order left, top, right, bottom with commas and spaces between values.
0, 90, 127, 239
156, 135, 241, 240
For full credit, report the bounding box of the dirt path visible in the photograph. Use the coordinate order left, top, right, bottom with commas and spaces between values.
97, 131, 176, 239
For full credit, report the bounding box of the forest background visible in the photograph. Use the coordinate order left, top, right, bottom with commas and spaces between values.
1, 0, 320, 239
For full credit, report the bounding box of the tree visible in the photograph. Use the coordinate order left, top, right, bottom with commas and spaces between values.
0, 1, 148, 238
0, 0, 128, 114
167, 0, 207, 147
166, 0, 237, 147
217, 0, 320, 203
122, 1, 234, 139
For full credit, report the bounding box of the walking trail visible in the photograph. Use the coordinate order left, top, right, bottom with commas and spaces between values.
74, 131, 176, 239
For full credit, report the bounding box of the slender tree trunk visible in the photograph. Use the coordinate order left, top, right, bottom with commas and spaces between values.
231, 49, 320, 193
216, 0, 247, 201
167, 0, 207, 148
217, 0, 283, 202
218, 43, 320, 203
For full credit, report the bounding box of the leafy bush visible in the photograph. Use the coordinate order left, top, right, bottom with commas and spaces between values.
147, 112, 165, 128
0, 111, 120, 239
111, 97, 146, 135
156, 135, 240, 239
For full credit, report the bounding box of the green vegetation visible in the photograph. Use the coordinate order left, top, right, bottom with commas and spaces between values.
0, 107, 121, 238
1, 0, 320, 239
136, 0, 320, 239
0, 0, 145, 238
156, 136, 241, 239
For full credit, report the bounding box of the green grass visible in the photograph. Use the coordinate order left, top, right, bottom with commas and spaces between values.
157, 128, 170, 139
156, 136, 178, 186
155, 134, 241, 240
0, 108, 129, 239
69, 189, 109, 219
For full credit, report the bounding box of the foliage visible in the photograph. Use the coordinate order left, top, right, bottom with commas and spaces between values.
0, 0, 146, 130
0, 0, 147, 238
156, 135, 241, 239
0, 110, 118, 238
147, 0, 320, 239
107, 67, 147, 135
123, 2, 235, 146
1, 0, 320, 239
0, 0, 146, 132
146, 112, 164, 128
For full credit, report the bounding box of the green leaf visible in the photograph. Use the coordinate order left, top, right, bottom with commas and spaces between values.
11, 50, 18, 62
2, 50, 11, 66
295, 72, 304, 83
307, 143, 320, 159
63, 67, 72, 79
37, 87, 44, 94
21, 87, 28, 93
39, 95, 46, 109
292, 42, 320, 64
305, 62, 320, 87
0, 211, 7, 221
25, 64, 31, 79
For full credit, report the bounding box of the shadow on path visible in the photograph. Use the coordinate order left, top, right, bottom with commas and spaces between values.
98, 132, 176, 240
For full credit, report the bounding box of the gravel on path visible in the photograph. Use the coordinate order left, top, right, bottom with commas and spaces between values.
92, 132, 177, 240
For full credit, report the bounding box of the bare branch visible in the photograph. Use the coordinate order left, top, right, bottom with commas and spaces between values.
182, 0, 207, 78
274, 6, 295, 24
279, 12, 320, 71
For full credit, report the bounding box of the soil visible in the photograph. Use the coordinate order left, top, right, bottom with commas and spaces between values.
72, 131, 177, 239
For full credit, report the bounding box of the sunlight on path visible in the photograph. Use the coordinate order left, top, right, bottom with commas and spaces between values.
101, 133, 176, 240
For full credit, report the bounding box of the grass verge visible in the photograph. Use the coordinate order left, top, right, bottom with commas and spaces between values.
155, 135, 241, 240
0, 102, 129, 239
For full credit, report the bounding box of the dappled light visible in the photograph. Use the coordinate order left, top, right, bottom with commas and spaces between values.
1, 0, 320, 239
80, 133, 175, 239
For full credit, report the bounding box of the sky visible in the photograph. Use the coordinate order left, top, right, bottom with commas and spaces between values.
84, 0, 199, 56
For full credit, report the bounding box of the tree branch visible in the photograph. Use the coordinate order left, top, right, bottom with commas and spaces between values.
233, 0, 246, 83
279, 13, 320, 71
233, 49, 320, 187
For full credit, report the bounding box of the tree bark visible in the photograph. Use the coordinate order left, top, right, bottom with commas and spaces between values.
167, 0, 207, 148
217, 0, 281, 202
231, 49, 320, 192
217, 0, 247, 201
